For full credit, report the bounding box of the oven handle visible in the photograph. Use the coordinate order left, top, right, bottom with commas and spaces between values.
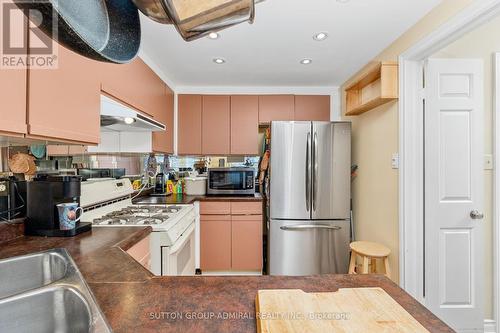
169, 222, 195, 255
280, 224, 341, 231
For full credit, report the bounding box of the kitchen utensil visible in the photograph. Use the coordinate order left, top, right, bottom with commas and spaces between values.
8, 153, 30, 174
256, 288, 429, 333
133, 0, 262, 41
14, 0, 140, 63
30, 144, 46, 159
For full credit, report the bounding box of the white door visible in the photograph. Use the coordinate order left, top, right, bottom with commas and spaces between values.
425, 58, 484, 331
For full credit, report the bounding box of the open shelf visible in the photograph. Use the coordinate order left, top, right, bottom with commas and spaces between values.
345, 61, 399, 116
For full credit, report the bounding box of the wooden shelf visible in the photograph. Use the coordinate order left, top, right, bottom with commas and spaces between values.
345, 61, 399, 116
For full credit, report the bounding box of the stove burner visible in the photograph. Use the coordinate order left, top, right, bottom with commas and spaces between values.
92, 205, 183, 226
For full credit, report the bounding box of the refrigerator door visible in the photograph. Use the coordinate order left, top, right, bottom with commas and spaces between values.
270, 121, 312, 220
312, 122, 351, 220
269, 219, 351, 275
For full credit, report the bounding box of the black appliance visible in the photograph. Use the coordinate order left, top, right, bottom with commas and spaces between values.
155, 173, 166, 194
26, 175, 91, 237
0, 177, 27, 221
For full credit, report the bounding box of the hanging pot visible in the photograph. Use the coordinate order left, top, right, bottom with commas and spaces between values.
14, 0, 141, 64
133, 0, 261, 41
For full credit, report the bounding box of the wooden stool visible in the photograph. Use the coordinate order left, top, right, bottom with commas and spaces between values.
348, 241, 391, 278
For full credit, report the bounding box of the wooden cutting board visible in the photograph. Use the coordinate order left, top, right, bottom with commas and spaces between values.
256, 288, 429, 333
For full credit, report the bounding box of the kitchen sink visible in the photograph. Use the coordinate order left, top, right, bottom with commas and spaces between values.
0, 286, 91, 333
0, 249, 112, 333
0, 251, 68, 299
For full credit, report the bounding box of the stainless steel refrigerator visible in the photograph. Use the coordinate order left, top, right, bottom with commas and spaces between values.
268, 121, 351, 275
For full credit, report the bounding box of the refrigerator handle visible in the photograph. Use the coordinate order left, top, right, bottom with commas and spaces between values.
306, 132, 311, 212
312, 131, 318, 212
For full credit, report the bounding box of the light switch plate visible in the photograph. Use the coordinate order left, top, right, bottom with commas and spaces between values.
485, 154, 493, 170
391, 153, 399, 169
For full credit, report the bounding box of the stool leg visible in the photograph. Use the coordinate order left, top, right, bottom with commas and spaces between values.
384, 257, 392, 279
348, 251, 357, 274
371, 258, 377, 273
362, 256, 369, 274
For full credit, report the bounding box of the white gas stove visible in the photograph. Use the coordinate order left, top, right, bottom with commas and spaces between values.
80, 179, 196, 276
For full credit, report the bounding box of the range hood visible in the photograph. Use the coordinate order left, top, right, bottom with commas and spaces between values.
88, 96, 166, 154
100, 95, 166, 132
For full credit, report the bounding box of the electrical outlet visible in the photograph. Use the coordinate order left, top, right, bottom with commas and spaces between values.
391, 153, 399, 169
485, 154, 493, 170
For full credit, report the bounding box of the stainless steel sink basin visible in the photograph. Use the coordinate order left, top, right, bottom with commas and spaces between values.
0, 251, 68, 299
0, 286, 91, 333
0, 249, 111, 333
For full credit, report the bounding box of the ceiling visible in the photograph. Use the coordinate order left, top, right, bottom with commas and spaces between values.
139, 0, 442, 88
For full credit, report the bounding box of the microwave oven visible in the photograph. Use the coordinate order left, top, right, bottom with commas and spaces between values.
207, 167, 255, 195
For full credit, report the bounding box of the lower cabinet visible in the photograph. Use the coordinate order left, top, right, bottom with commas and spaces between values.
200, 215, 232, 270
126, 234, 152, 271
231, 215, 263, 270
200, 201, 263, 272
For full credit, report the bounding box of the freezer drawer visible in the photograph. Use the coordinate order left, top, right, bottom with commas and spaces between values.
269, 219, 350, 276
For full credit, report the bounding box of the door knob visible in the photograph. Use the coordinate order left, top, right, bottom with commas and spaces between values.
470, 210, 484, 220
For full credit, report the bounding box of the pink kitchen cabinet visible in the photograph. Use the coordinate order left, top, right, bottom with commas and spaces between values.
231, 215, 263, 271
126, 234, 152, 271
258, 95, 295, 124
0, 5, 27, 137
178, 94, 203, 155
200, 215, 232, 271
152, 84, 174, 154
202, 95, 231, 155
230, 95, 259, 155
294, 95, 331, 121
28, 42, 101, 144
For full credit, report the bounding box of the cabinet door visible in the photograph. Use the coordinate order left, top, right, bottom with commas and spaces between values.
28, 43, 100, 144
231, 215, 263, 271
200, 215, 231, 270
202, 95, 230, 155
231, 96, 259, 155
152, 84, 174, 153
258, 95, 294, 124
178, 94, 202, 155
294, 95, 330, 121
100, 58, 165, 119
0, 7, 27, 136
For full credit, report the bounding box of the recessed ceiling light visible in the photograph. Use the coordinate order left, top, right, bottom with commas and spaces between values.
208, 32, 219, 39
213, 58, 226, 64
300, 59, 312, 65
313, 32, 328, 41
124, 117, 135, 125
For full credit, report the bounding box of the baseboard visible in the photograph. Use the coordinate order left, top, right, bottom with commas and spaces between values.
201, 270, 262, 276
484, 319, 496, 333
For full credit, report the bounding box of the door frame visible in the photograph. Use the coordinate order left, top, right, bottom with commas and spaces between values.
398, 0, 500, 326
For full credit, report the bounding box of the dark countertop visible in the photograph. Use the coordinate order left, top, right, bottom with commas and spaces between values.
134, 193, 264, 205
0, 227, 453, 333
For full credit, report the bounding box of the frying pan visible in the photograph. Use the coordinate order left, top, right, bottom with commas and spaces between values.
15, 0, 140, 64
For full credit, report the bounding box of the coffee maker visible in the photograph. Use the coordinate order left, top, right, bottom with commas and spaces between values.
26, 175, 91, 237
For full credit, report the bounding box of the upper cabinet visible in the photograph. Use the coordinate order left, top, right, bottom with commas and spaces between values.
294, 95, 330, 121
258, 95, 295, 124
100, 58, 165, 120
202, 95, 231, 155
28, 42, 101, 144
178, 94, 203, 155
230, 95, 259, 155
152, 85, 174, 154
0, 2, 26, 137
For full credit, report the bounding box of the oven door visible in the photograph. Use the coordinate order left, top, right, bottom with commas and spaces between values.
208, 170, 254, 195
161, 223, 195, 276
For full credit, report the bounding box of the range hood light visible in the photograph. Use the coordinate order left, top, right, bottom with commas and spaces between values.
124, 117, 136, 125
